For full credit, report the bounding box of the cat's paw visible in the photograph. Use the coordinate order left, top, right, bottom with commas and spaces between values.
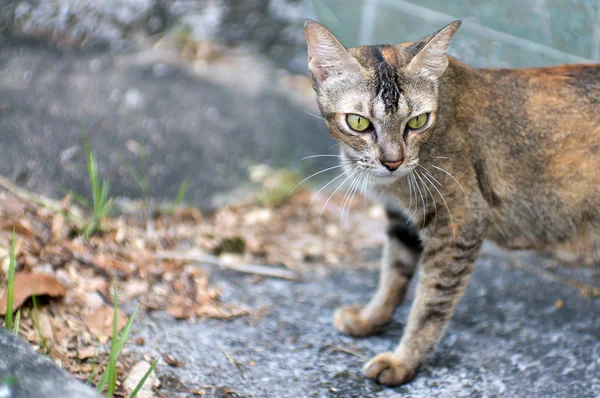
333, 305, 388, 337
363, 353, 415, 387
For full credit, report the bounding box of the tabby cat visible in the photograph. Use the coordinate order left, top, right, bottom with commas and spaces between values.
304, 19, 600, 386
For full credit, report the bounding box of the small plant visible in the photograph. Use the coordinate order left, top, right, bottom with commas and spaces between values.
12, 309, 20, 335
122, 143, 150, 200
174, 178, 190, 207
92, 283, 157, 398
4, 229, 16, 331
82, 128, 113, 238
31, 295, 50, 355
249, 164, 302, 207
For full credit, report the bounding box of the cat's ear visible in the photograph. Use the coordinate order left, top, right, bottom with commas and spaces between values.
304, 20, 361, 82
406, 20, 461, 79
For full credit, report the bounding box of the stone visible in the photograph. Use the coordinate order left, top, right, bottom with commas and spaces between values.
0, 328, 101, 398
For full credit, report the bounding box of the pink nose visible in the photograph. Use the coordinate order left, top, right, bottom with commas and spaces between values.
380, 158, 403, 171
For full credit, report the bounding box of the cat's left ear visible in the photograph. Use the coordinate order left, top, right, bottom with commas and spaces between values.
406, 20, 462, 79
304, 20, 362, 82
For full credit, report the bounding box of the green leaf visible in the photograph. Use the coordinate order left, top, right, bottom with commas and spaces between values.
12, 309, 20, 335
128, 361, 157, 398
174, 179, 190, 207
4, 229, 16, 330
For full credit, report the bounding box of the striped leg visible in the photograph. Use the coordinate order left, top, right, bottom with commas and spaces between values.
363, 225, 484, 386
334, 209, 422, 337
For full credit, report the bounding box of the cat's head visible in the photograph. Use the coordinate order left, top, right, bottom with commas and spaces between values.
304, 20, 461, 185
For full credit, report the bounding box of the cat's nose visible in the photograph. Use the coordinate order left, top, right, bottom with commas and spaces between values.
380, 158, 404, 171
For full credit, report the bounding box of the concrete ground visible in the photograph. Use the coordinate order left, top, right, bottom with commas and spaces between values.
132, 247, 600, 397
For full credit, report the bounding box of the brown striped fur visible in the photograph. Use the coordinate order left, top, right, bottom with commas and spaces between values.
305, 19, 600, 387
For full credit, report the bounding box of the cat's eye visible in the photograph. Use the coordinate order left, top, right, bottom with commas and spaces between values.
406, 113, 429, 130
346, 114, 372, 132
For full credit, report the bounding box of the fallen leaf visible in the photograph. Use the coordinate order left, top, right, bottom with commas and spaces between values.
83, 306, 128, 340
0, 272, 66, 315
1, 219, 36, 237
77, 346, 98, 360
167, 295, 194, 319
50, 213, 69, 242
123, 280, 149, 300
161, 351, 185, 367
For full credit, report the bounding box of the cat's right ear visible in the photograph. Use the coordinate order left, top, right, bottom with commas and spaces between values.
304, 20, 361, 82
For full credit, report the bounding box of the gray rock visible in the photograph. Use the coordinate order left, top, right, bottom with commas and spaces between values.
0, 36, 330, 208
0, 328, 101, 398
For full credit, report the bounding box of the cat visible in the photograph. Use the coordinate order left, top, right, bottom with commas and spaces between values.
304, 19, 600, 387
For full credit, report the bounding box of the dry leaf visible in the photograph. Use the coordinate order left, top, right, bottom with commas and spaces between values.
1, 219, 36, 237
83, 306, 128, 340
161, 351, 185, 367
123, 280, 148, 300
77, 345, 98, 360
0, 272, 66, 315
167, 295, 194, 319
51, 213, 69, 242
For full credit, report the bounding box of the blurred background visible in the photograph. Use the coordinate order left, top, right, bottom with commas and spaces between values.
0, 0, 598, 208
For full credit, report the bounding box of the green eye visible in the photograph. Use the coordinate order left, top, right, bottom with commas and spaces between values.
346, 114, 372, 132
406, 113, 429, 130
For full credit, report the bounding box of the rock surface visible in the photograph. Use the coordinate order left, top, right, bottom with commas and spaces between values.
0, 327, 101, 398
0, 36, 330, 208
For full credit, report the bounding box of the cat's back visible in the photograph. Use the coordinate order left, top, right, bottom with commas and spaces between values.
477, 63, 600, 106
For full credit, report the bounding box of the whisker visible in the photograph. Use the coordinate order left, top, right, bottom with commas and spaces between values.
318, 168, 360, 227
345, 170, 364, 227
419, 169, 456, 245
428, 164, 470, 207
303, 109, 325, 121
340, 170, 361, 227
308, 166, 356, 209
301, 154, 343, 160
411, 170, 426, 227
412, 171, 426, 229
362, 173, 370, 207
407, 173, 419, 222
415, 170, 438, 228
407, 174, 413, 214
287, 164, 347, 198
417, 164, 442, 187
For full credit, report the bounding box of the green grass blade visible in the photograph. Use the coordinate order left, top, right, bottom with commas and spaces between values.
31, 296, 50, 355
105, 282, 120, 398
4, 229, 16, 330
128, 360, 157, 398
174, 179, 190, 206
61, 189, 91, 209
95, 367, 109, 392
12, 309, 20, 335
100, 179, 111, 217
87, 354, 107, 386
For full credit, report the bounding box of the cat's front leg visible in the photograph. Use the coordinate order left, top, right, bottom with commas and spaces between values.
334, 208, 422, 337
363, 221, 485, 386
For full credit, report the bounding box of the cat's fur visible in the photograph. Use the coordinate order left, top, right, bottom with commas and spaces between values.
304, 19, 600, 386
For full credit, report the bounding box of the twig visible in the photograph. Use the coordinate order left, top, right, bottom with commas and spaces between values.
222, 350, 245, 379
326, 344, 368, 360
0, 175, 85, 226
154, 250, 303, 281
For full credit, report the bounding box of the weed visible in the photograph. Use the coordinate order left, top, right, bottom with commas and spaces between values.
82, 128, 113, 238
3, 229, 16, 330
